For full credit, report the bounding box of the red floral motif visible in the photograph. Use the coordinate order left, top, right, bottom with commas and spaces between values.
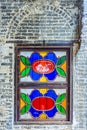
32, 60, 55, 74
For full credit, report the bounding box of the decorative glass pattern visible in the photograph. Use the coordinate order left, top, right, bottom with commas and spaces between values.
19, 88, 67, 120
15, 46, 72, 124
20, 51, 67, 82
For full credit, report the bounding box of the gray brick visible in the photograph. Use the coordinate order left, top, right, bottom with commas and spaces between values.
0, 0, 87, 130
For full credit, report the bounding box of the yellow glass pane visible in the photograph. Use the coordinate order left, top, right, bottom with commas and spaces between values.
20, 98, 26, 110
39, 76, 48, 82
20, 60, 26, 73
39, 113, 47, 119
39, 88, 48, 94
60, 98, 66, 110
39, 51, 48, 57
60, 61, 66, 73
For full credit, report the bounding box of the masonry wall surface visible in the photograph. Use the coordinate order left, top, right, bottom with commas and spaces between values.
0, 0, 87, 130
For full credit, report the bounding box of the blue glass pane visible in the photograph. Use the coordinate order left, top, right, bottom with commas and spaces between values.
29, 106, 42, 118
30, 69, 42, 80
29, 52, 42, 64
45, 106, 57, 118
44, 52, 57, 64
44, 90, 58, 101
29, 90, 42, 101
44, 69, 57, 80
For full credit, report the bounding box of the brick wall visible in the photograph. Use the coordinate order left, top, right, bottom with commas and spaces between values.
0, 0, 87, 130
0, 0, 79, 42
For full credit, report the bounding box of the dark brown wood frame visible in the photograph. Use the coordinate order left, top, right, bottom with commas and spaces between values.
14, 44, 73, 125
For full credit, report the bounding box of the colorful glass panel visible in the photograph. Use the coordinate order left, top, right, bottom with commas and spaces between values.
20, 51, 67, 83
16, 46, 72, 123
19, 88, 67, 120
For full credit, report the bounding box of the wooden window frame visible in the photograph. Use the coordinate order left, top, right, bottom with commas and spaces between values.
14, 44, 73, 125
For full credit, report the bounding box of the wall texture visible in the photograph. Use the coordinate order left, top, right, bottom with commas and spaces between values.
0, 0, 79, 42
0, 0, 87, 130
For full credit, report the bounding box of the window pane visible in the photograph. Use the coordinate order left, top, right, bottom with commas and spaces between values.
19, 88, 67, 120
15, 45, 72, 124
19, 51, 67, 83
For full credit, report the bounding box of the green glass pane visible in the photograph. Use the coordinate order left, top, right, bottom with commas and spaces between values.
20, 67, 30, 77
56, 67, 66, 77
20, 56, 30, 66
20, 104, 31, 115
57, 56, 66, 66
56, 93, 66, 104
20, 93, 31, 104
56, 104, 66, 115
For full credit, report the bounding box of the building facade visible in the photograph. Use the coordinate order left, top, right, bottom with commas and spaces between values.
0, 0, 87, 130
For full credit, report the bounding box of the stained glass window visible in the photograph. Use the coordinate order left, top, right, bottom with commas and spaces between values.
19, 51, 67, 83
19, 88, 67, 120
15, 45, 72, 124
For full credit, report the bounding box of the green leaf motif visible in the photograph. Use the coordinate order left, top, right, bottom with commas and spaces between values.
57, 56, 66, 66
20, 104, 31, 115
56, 93, 66, 104
20, 67, 30, 77
20, 93, 31, 104
56, 67, 66, 77
20, 56, 30, 66
56, 104, 66, 115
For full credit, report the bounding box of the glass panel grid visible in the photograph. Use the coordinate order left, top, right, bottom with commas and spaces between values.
19, 51, 67, 83
15, 46, 72, 124
19, 88, 67, 120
